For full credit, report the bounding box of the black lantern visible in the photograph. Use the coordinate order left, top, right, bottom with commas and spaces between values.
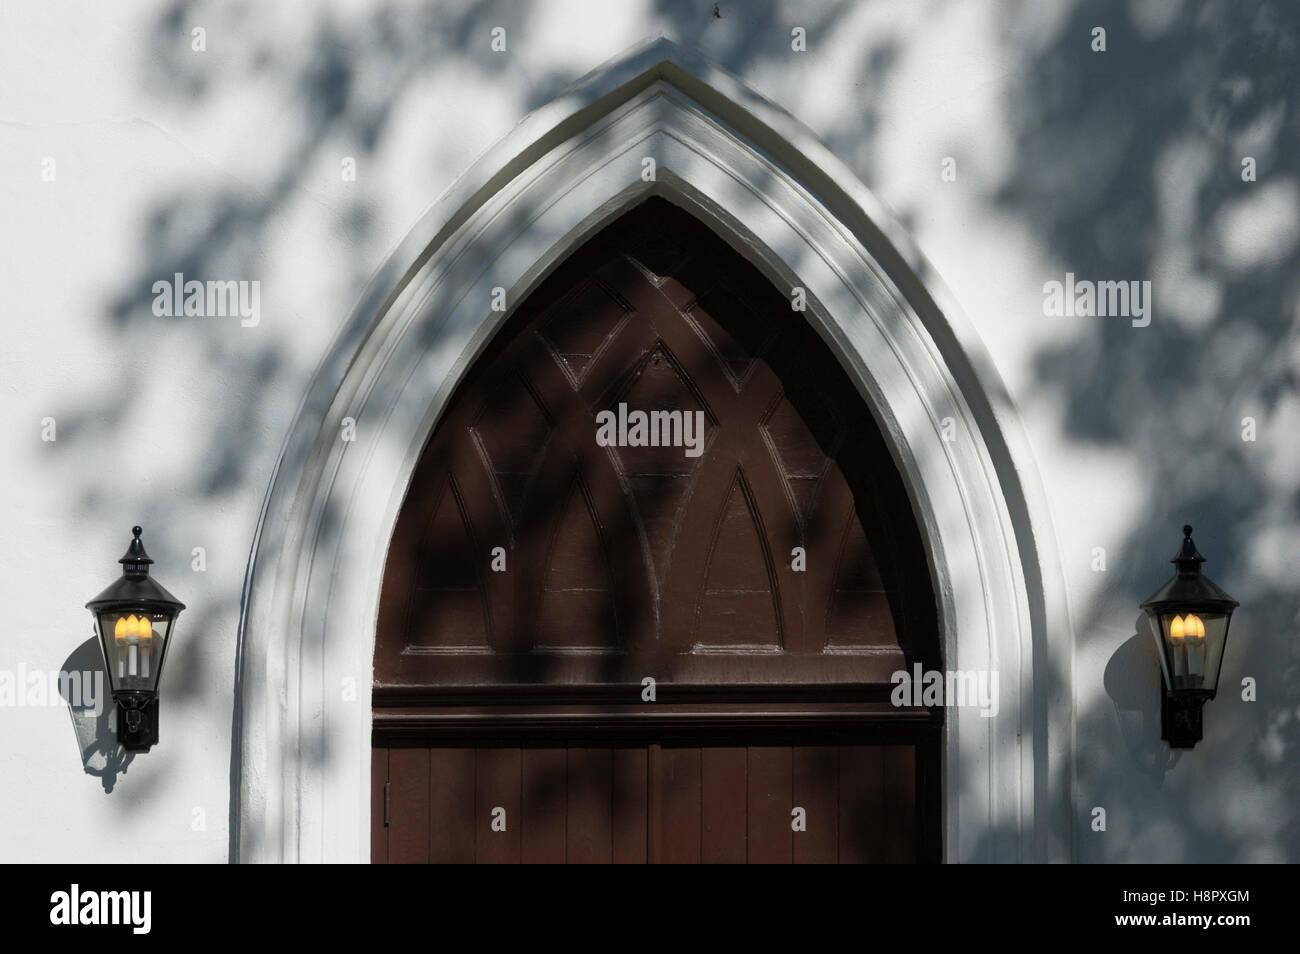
1140, 525, 1238, 748
85, 526, 185, 751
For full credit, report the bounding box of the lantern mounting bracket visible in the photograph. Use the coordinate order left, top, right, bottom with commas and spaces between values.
115, 691, 160, 752
1161, 680, 1203, 748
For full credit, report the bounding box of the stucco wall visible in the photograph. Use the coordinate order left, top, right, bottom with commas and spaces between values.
1, 0, 1295, 863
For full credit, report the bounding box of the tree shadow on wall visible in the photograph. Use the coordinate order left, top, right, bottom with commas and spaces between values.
988, 0, 1300, 862
72, 0, 1300, 863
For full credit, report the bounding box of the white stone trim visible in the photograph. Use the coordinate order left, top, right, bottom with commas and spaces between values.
233, 37, 1073, 863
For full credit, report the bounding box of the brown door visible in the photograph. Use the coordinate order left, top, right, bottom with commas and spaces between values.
373, 741, 928, 863
373, 198, 941, 863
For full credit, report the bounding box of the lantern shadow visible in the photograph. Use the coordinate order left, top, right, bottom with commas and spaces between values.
59, 637, 134, 793
1101, 621, 1179, 780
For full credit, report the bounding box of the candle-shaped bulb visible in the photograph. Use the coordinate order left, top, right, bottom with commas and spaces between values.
139, 616, 153, 680
1168, 615, 1188, 686
125, 615, 140, 678
114, 616, 127, 680
1183, 613, 1206, 682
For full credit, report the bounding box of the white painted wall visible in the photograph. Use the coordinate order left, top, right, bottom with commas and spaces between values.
1, 0, 1295, 863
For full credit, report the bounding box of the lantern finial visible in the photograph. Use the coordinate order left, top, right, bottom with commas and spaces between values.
119, 524, 154, 574
1172, 524, 1205, 570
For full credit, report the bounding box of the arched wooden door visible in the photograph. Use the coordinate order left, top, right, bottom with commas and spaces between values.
372, 198, 942, 863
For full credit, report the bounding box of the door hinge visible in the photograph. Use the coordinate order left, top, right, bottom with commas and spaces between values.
384, 780, 391, 827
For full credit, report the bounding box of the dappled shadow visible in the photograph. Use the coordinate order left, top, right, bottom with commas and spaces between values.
56, 0, 900, 862
988, 0, 1300, 862
53, 0, 1295, 862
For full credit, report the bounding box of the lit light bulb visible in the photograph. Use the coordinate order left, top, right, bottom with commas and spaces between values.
1169, 615, 1188, 684
140, 616, 153, 680
125, 615, 140, 678
1186, 613, 1206, 682
114, 616, 127, 680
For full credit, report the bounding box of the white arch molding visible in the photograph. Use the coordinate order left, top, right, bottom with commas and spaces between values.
232, 38, 1075, 863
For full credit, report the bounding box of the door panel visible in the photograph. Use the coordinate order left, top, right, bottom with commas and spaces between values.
700, 747, 747, 863
475, 747, 521, 863
566, 747, 613, 863
520, 747, 566, 863
387, 747, 430, 865
376, 198, 939, 689
839, 744, 885, 863
611, 747, 649, 864
429, 748, 476, 864
653, 745, 702, 864
746, 746, 793, 864
376, 740, 925, 864
793, 745, 839, 863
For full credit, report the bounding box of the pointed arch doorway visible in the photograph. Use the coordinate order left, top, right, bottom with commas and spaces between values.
233, 39, 1071, 864
372, 198, 942, 863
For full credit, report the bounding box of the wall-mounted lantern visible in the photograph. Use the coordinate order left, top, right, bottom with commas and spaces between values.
85, 526, 185, 752
1140, 525, 1238, 749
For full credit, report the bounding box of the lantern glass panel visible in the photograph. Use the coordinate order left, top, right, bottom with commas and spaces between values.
1150, 610, 1230, 697
96, 610, 174, 694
